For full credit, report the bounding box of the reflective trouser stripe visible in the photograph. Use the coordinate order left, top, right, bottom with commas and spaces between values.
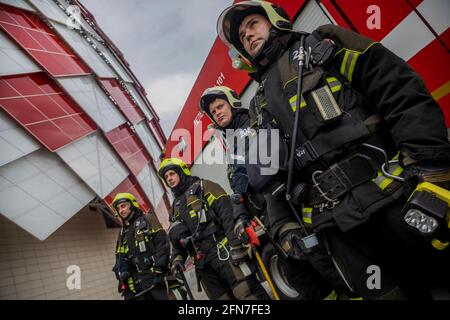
324, 290, 338, 300
127, 277, 135, 293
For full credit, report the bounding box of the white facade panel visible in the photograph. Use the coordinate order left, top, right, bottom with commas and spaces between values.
125, 83, 153, 121
0, 0, 35, 11
0, 31, 42, 75
134, 121, 161, 164
57, 76, 126, 132
381, 11, 435, 61
293, 0, 333, 33
416, 0, 449, 36
137, 164, 164, 208
14, 205, 66, 241
29, 0, 68, 24
57, 132, 129, 197
92, 38, 133, 83
0, 149, 95, 240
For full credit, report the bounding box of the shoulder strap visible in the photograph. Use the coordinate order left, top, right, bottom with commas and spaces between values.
142, 213, 163, 234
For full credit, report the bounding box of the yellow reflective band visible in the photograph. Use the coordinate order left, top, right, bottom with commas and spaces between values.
379, 166, 403, 190
327, 77, 338, 83
347, 52, 359, 82
350, 297, 364, 300
127, 277, 135, 293
207, 194, 215, 206
326, 77, 342, 93
289, 94, 306, 112
431, 239, 449, 250
116, 246, 128, 254
217, 237, 228, 248
151, 228, 162, 233
340, 51, 350, 76
340, 50, 360, 82
145, 236, 149, 242
372, 153, 403, 190
324, 290, 338, 300
302, 207, 313, 224
205, 192, 226, 207
187, 198, 200, 207
189, 209, 197, 218
331, 85, 342, 93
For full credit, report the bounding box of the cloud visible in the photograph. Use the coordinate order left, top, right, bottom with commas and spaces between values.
145, 72, 197, 135
79, 0, 233, 136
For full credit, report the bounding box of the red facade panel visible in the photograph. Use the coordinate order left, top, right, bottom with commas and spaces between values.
0, 72, 96, 151
104, 175, 151, 214
333, 0, 422, 41
0, 4, 91, 76
100, 79, 144, 124
105, 124, 151, 176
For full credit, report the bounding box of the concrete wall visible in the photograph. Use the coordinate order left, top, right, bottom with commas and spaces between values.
0, 206, 121, 300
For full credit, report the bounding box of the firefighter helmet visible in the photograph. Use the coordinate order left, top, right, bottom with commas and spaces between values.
217, 0, 292, 69
112, 192, 139, 215
158, 158, 191, 186
199, 86, 242, 125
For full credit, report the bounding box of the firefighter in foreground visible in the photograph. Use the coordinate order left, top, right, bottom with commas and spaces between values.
199, 85, 353, 300
112, 193, 171, 300
216, 0, 450, 299
158, 157, 270, 300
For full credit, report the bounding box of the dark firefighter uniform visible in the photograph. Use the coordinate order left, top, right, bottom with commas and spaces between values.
217, 1, 450, 299
112, 193, 170, 300
158, 158, 270, 300
199, 86, 348, 300
199, 86, 266, 223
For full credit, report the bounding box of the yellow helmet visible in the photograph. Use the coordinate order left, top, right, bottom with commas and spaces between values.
111, 192, 139, 215
199, 86, 243, 126
217, 0, 292, 70
158, 158, 191, 186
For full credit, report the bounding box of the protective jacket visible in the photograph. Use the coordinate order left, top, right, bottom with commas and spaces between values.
113, 209, 169, 294
169, 177, 244, 268
247, 24, 450, 234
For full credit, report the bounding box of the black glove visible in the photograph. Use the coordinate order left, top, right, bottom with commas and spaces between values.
233, 216, 251, 245
230, 245, 249, 266
279, 228, 305, 260
403, 163, 450, 198
170, 256, 185, 275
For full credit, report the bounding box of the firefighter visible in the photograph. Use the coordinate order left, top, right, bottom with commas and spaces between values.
216, 0, 450, 299
199, 85, 351, 300
158, 157, 270, 300
112, 192, 170, 300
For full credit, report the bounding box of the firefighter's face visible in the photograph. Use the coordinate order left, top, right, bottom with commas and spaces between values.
117, 202, 131, 219
209, 98, 232, 127
165, 169, 180, 188
238, 13, 272, 58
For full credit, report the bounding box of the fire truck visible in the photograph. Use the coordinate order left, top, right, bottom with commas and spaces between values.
163, 0, 450, 299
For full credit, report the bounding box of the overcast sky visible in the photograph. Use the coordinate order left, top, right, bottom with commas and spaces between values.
80, 0, 232, 137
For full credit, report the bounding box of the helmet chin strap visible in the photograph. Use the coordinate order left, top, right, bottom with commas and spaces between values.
120, 207, 135, 226
250, 27, 281, 68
